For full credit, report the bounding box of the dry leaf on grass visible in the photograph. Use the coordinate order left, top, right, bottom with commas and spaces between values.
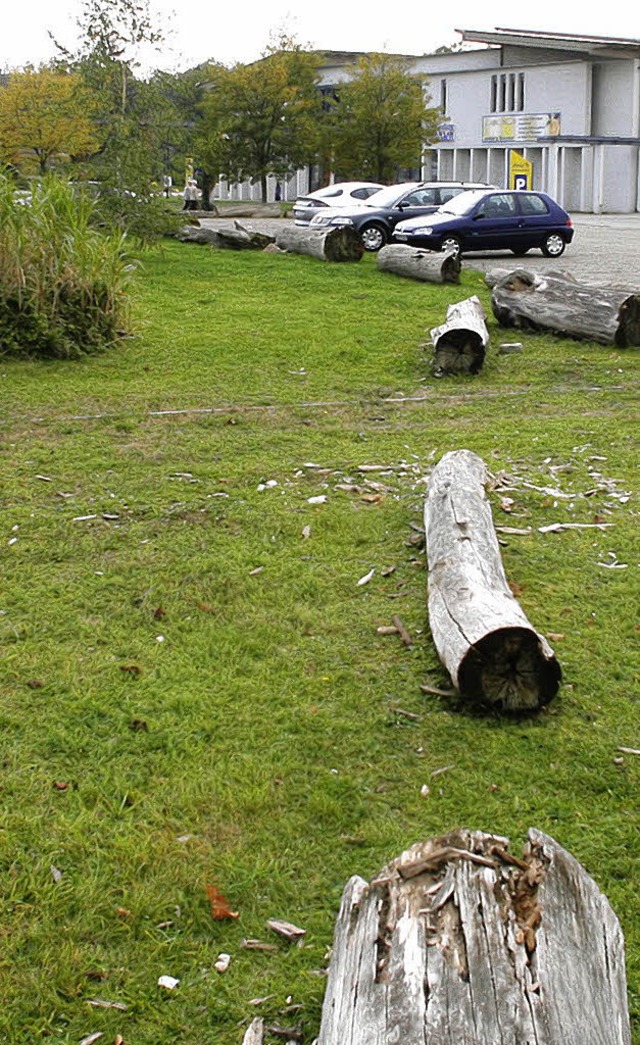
205, 883, 239, 920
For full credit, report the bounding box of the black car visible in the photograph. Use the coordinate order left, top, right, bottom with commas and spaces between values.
393, 188, 574, 257
308, 181, 492, 251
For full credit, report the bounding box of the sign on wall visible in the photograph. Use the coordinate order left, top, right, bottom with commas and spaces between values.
483, 112, 561, 142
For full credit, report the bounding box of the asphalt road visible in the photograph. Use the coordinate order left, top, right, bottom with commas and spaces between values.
199, 212, 640, 287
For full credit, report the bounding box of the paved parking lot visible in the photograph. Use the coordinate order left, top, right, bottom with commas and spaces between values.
200, 212, 640, 287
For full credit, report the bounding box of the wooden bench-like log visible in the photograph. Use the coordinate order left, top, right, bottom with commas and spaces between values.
377, 244, 461, 284
274, 225, 364, 262
430, 295, 489, 375
175, 224, 274, 250
318, 829, 631, 1045
424, 450, 561, 710
490, 268, 640, 346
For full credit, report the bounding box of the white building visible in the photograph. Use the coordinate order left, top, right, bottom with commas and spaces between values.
218, 28, 640, 214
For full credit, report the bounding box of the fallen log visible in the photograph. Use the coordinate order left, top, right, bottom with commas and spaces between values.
490, 269, 640, 346
317, 829, 631, 1045
424, 450, 561, 711
175, 224, 274, 250
377, 244, 461, 284
274, 225, 364, 262
430, 295, 489, 375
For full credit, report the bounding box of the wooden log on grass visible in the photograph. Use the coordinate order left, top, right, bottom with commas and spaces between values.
318, 828, 631, 1045
490, 268, 640, 346
430, 295, 489, 375
424, 449, 561, 711
274, 225, 364, 262
175, 223, 274, 250
377, 243, 461, 284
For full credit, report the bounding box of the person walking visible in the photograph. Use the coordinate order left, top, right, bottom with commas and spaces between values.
182, 179, 199, 211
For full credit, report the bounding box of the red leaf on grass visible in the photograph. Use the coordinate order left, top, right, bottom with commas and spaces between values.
205, 883, 239, 920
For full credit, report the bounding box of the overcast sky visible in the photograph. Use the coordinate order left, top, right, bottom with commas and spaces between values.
1, 0, 638, 73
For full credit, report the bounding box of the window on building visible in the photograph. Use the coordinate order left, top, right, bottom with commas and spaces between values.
440, 78, 447, 114
490, 72, 526, 114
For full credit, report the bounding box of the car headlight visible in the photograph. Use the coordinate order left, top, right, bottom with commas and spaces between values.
328, 216, 353, 227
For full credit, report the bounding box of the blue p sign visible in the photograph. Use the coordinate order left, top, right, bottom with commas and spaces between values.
514, 174, 529, 190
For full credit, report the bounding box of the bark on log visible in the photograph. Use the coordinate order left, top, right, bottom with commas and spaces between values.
317, 829, 631, 1045
274, 225, 364, 262
490, 269, 640, 346
377, 244, 461, 284
430, 295, 489, 375
175, 224, 274, 250
424, 450, 561, 711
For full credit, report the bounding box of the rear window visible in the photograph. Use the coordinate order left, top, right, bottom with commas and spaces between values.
519, 194, 550, 215
439, 187, 464, 204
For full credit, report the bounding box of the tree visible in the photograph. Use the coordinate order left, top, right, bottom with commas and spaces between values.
199, 44, 325, 202
0, 67, 101, 174
329, 54, 440, 184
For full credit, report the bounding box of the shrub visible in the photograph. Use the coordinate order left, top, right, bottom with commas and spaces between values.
0, 175, 136, 359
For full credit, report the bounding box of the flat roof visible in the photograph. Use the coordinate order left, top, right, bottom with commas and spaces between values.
457, 27, 640, 55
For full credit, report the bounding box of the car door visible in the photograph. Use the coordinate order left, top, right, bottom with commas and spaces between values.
515, 192, 555, 248
468, 192, 520, 250
392, 187, 439, 228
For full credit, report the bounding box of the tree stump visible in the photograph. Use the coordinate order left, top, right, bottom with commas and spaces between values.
274, 225, 364, 262
490, 269, 640, 346
430, 295, 490, 375
424, 450, 561, 711
377, 244, 461, 284
175, 224, 274, 250
317, 829, 631, 1045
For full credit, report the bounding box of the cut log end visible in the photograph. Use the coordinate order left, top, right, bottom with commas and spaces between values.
434, 328, 486, 374
458, 626, 562, 712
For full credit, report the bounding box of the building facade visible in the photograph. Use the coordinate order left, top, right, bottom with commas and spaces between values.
215, 28, 640, 213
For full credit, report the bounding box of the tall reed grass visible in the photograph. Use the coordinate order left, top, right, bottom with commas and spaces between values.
0, 175, 136, 358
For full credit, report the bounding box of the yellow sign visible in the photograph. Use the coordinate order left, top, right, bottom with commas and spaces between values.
509, 150, 533, 190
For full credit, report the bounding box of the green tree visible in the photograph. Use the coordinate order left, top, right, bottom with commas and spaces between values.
199, 44, 325, 202
329, 54, 439, 184
0, 67, 101, 174
54, 0, 181, 238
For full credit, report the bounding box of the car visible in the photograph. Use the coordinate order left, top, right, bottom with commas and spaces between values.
392, 188, 574, 257
308, 181, 493, 251
293, 181, 384, 226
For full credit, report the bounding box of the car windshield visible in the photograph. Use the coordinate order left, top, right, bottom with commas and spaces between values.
360, 183, 417, 208
439, 190, 490, 216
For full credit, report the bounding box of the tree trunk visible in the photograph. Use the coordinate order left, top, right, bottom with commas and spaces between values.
318, 829, 631, 1045
274, 225, 364, 262
377, 244, 461, 284
430, 295, 489, 375
424, 450, 561, 711
490, 269, 640, 347
175, 224, 274, 250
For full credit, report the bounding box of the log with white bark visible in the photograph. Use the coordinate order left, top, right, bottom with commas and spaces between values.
274, 225, 364, 262
490, 269, 640, 346
175, 223, 274, 250
317, 828, 631, 1045
424, 449, 561, 710
429, 295, 490, 375
377, 244, 461, 284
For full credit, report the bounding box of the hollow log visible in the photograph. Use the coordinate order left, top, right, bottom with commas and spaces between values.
274, 225, 364, 262
317, 829, 631, 1045
175, 224, 274, 250
377, 244, 461, 284
430, 295, 489, 375
490, 269, 640, 346
424, 450, 561, 711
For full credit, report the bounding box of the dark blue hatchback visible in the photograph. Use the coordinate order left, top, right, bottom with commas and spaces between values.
392, 189, 574, 257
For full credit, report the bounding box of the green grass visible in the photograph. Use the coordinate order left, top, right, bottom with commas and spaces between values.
1, 241, 639, 1043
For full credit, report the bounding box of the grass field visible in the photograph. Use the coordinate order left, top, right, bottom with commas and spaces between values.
2, 240, 639, 1043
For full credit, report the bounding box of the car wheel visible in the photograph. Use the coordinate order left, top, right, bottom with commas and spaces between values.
511, 247, 529, 256
440, 235, 462, 256
541, 233, 566, 258
360, 223, 388, 252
